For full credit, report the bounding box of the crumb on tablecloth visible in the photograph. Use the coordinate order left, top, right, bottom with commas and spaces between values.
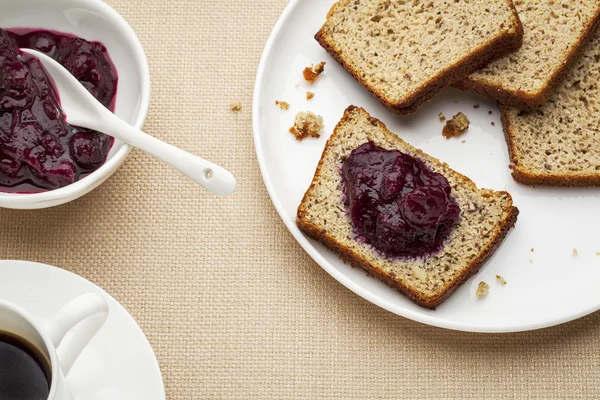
442, 112, 470, 139
230, 102, 242, 112
275, 100, 290, 110
289, 111, 324, 141
303, 62, 326, 84
476, 281, 489, 298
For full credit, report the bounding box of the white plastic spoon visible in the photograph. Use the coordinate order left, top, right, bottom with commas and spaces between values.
21, 48, 236, 196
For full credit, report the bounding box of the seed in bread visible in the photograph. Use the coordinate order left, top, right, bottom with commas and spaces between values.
501, 26, 600, 186
457, 1, 600, 108
297, 106, 518, 309
315, 0, 523, 114
289, 111, 324, 141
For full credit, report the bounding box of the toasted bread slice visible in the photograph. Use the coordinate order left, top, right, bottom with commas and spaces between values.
501, 25, 600, 186
297, 106, 518, 308
456, 1, 600, 108
315, 0, 523, 115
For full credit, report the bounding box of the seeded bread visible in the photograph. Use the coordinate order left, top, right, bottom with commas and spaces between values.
456, 1, 600, 108
315, 0, 524, 115
501, 25, 600, 186
297, 106, 519, 308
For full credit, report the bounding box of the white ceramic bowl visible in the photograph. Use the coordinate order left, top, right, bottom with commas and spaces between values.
0, 0, 150, 209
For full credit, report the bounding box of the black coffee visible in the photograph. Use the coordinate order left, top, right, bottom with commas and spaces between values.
0, 332, 51, 400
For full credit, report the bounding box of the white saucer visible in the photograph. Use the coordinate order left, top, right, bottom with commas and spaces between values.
0, 260, 165, 400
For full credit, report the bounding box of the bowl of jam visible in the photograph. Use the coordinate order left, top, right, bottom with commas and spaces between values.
0, 0, 150, 209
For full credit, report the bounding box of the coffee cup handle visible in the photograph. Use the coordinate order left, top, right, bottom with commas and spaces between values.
44, 293, 109, 376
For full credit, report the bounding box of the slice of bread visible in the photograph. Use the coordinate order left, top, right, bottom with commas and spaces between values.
456, 1, 600, 108
297, 106, 519, 308
501, 25, 600, 186
315, 0, 523, 115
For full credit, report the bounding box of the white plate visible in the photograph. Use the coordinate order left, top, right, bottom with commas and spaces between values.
0, 260, 165, 399
253, 0, 600, 333
0, 0, 150, 209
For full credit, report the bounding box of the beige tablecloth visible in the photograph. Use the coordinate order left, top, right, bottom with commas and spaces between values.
1, 1, 599, 398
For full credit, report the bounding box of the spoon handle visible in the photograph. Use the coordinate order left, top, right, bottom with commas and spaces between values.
92, 113, 236, 196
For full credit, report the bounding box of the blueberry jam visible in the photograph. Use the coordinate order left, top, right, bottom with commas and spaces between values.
342, 142, 461, 258
0, 28, 117, 192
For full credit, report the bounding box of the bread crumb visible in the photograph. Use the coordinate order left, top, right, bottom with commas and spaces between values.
442, 112, 470, 139
461, 140, 466, 143
531, 248, 534, 252
230, 102, 242, 112
529, 259, 533, 264
306, 91, 314, 100
488, 111, 493, 115
289, 111, 324, 141
473, 104, 480, 109
496, 275, 507, 285
295, 83, 300, 89
438, 112, 446, 122
491, 122, 496, 126
476, 281, 489, 298
573, 248, 578, 256
275, 100, 290, 110
303, 62, 326, 84
596, 251, 600, 256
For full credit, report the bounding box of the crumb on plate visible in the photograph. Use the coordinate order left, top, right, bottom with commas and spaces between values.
303, 62, 326, 84
496, 275, 507, 285
531, 248, 534, 252
476, 281, 489, 298
438, 112, 446, 122
230, 102, 242, 112
306, 91, 314, 100
473, 104, 480, 109
491, 121, 496, 126
275, 100, 290, 110
488, 110, 493, 115
442, 112, 470, 139
289, 111, 324, 141
573, 248, 578, 256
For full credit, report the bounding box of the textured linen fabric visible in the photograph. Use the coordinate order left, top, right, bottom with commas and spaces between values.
1, 0, 600, 398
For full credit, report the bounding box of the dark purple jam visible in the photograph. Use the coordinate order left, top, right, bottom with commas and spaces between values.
0, 28, 117, 192
342, 142, 461, 258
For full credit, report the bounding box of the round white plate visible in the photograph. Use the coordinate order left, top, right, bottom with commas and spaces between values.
253, 0, 600, 333
0, 260, 165, 399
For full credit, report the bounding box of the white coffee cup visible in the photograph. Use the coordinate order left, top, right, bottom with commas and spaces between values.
0, 292, 109, 399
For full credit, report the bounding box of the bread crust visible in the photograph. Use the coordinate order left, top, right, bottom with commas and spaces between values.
500, 105, 600, 187
315, 2, 524, 115
455, 5, 600, 108
297, 106, 519, 309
